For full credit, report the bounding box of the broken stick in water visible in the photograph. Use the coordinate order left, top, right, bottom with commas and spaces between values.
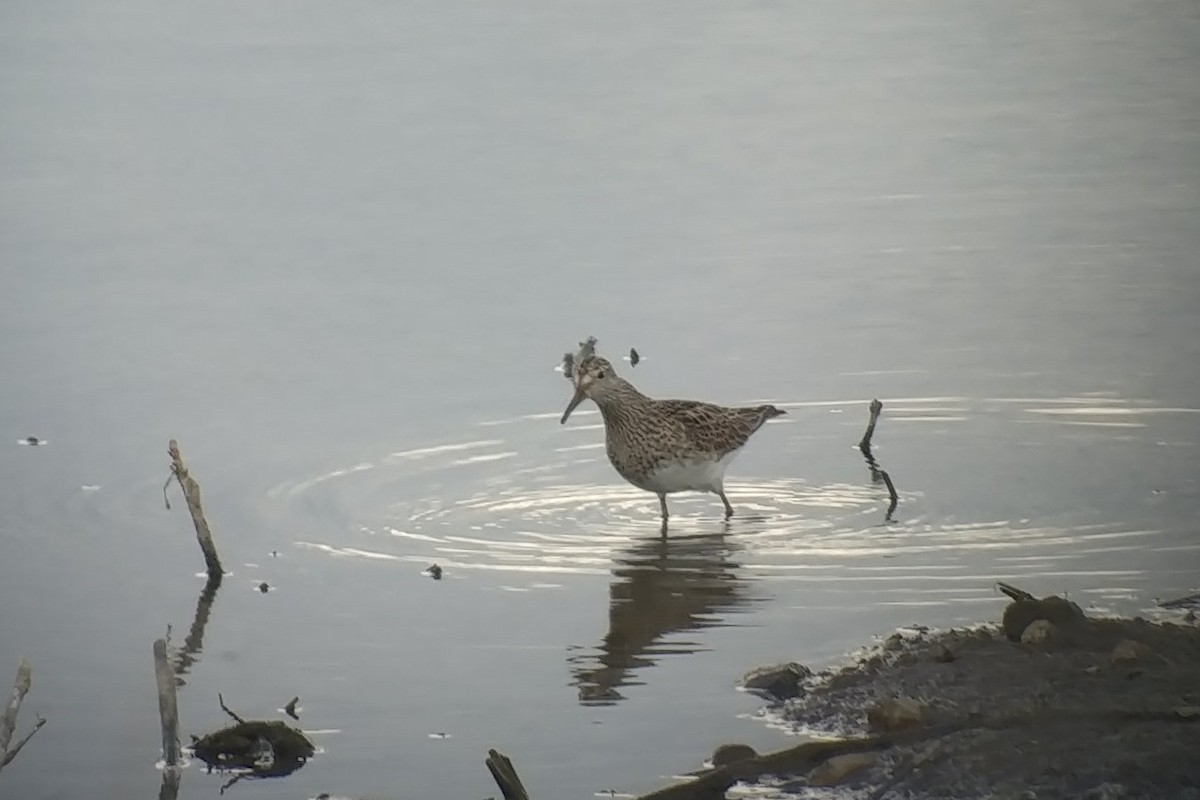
856, 400, 899, 522
879, 469, 899, 522
486, 748, 532, 800
218, 693, 247, 724
166, 439, 224, 579
152, 639, 182, 769
0, 658, 45, 773
859, 398, 883, 457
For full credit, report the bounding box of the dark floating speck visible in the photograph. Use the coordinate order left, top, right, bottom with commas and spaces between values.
425, 564, 443, 580
269, 550, 280, 558
19, 436, 45, 446
258, 582, 270, 593
629, 347, 640, 367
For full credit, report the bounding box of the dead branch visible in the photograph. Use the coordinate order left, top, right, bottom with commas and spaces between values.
166, 439, 224, 579
0, 716, 46, 771
218, 694, 246, 725
0, 658, 44, 773
486, 748, 532, 800
859, 399, 883, 456
0, 659, 30, 753
153, 639, 182, 768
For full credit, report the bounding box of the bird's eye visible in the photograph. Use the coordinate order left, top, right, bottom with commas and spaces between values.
596, 371, 605, 379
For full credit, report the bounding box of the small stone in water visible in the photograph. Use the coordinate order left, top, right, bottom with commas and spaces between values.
258, 582, 270, 593
425, 564, 443, 580
20, 436, 45, 446
629, 347, 640, 366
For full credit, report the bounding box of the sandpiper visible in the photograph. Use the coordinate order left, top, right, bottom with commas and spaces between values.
560, 354, 785, 524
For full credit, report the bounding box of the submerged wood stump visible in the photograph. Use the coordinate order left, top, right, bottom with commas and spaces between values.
191, 719, 314, 777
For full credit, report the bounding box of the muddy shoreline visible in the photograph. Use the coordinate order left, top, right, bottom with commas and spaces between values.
644, 588, 1200, 800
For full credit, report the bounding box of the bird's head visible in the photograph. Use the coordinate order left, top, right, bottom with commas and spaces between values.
560, 356, 620, 424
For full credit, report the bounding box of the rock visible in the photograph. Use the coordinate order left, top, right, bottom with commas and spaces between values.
883, 632, 905, 651
1174, 705, 1200, 719
1110, 639, 1151, 664
710, 743, 758, 768
1021, 619, 1057, 646
930, 643, 955, 663
866, 696, 925, 732
742, 663, 811, 699
808, 752, 875, 786
1002, 594, 1084, 641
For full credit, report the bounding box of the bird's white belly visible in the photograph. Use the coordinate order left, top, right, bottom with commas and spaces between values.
641, 453, 737, 494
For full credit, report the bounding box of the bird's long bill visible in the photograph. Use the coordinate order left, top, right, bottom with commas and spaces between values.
560, 387, 586, 424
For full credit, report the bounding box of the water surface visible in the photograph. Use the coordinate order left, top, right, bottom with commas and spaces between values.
2, 1, 1198, 798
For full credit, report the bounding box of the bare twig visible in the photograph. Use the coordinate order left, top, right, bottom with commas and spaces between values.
859, 399, 883, 455
0, 716, 46, 771
0, 659, 31, 753
153, 639, 181, 768
166, 439, 224, 579
0, 658, 44, 773
218, 694, 246, 725
486, 748, 532, 800
856, 400, 899, 522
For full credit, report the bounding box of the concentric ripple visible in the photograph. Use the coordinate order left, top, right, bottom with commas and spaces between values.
266, 394, 1199, 602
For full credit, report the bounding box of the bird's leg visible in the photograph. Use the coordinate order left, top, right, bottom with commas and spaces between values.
718, 490, 734, 519
658, 494, 670, 538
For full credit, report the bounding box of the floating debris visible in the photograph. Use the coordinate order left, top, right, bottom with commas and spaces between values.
269, 550, 280, 558
577, 335, 597, 362
18, 436, 46, 446
190, 719, 314, 778
628, 347, 640, 367
427, 731, 451, 739
423, 564, 443, 580
258, 582, 271, 593
284, 696, 300, 720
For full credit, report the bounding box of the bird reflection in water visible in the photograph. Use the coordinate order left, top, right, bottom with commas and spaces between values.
570, 531, 755, 705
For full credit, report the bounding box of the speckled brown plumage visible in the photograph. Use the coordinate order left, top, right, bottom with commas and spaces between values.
560, 355, 785, 524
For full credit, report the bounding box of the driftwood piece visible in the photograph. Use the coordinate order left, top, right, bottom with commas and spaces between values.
166, 439, 224, 579
191, 718, 314, 777
856, 400, 899, 522
0, 658, 45, 773
486, 749, 532, 800
153, 639, 182, 768
0, 659, 30, 754
858, 398, 883, 454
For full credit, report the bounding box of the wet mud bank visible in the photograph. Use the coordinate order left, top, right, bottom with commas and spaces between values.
662, 588, 1200, 800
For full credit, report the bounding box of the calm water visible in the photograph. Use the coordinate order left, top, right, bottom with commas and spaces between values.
2, 1, 1199, 798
